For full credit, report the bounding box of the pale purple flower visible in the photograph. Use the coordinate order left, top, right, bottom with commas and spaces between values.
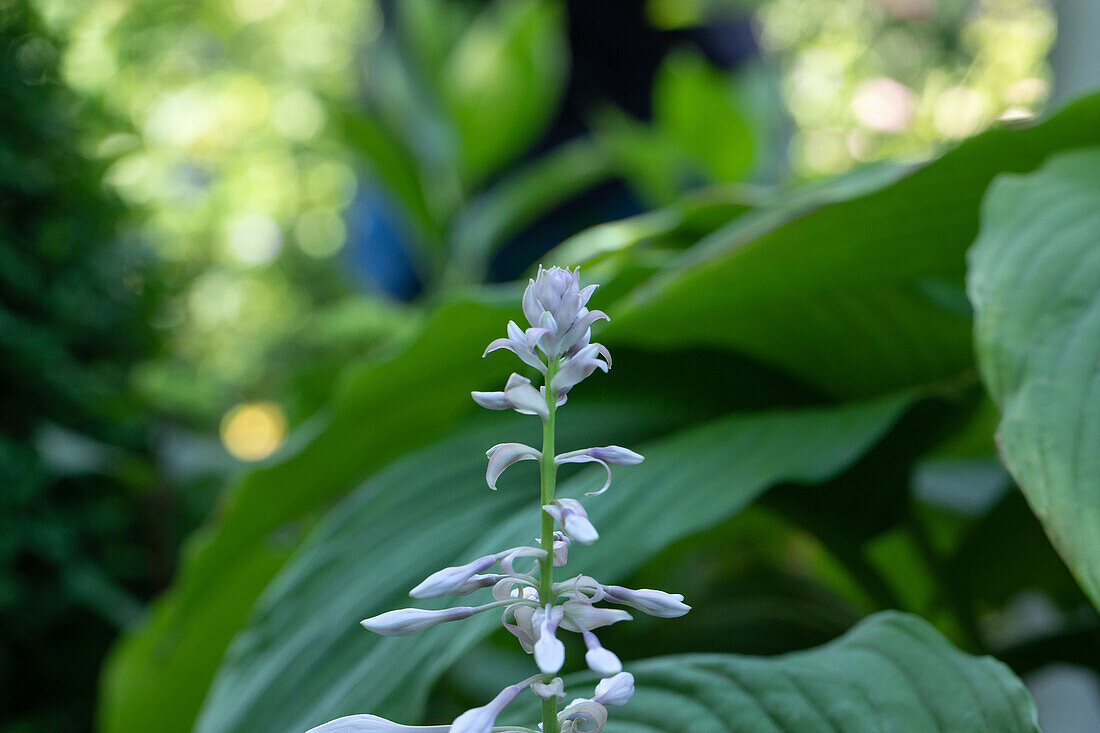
521, 266, 608, 359
305, 715, 449, 732
485, 442, 541, 490
312, 267, 684, 733
582, 630, 622, 677
484, 320, 549, 373
555, 445, 644, 496
602, 586, 691, 618
360, 606, 473, 636
409, 553, 503, 599
499, 546, 548, 575
449, 679, 528, 733
472, 374, 549, 420
593, 673, 635, 707
547, 530, 570, 567
543, 498, 598, 545
502, 602, 537, 653
549, 343, 610, 398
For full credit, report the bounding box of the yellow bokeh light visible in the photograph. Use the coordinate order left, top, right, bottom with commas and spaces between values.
220, 402, 288, 461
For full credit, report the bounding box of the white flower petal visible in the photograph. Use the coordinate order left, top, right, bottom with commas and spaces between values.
504, 373, 549, 419
561, 600, 631, 632
531, 677, 565, 700
485, 442, 541, 490
593, 672, 635, 707
306, 715, 449, 732
470, 390, 510, 410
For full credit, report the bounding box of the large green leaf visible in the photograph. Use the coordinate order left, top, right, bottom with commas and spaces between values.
439, 0, 568, 185
510, 612, 1038, 732
98, 299, 519, 733
194, 396, 909, 733
600, 94, 1100, 398
967, 148, 1100, 610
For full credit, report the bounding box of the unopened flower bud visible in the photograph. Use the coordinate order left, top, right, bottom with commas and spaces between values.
543, 498, 598, 545
409, 553, 502, 599
582, 630, 622, 677
533, 604, 565, 674
601, 585, 691, 618
593, 672, 635, 707
360, 607, 473, 636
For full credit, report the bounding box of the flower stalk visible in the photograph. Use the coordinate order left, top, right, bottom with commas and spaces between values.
309, 266, 687, 733
538, 359, 559, 732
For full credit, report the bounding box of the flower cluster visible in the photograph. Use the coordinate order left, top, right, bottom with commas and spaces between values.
309, 267, 688, 733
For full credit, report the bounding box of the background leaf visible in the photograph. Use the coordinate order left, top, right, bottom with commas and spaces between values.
968, 148, 1100, 611
508, 612, 1038, 732
194, 396, 909, 733
439, 0, 568, 185
98, 299, 517, 733
601, 95, 1100, 398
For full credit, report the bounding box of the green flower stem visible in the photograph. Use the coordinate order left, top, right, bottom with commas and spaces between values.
539, 361, 559, 733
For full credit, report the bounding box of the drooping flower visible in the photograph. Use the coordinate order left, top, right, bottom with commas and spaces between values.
593, 673, 635, 707
560, 600, 632, 632
485, 442, 541, 490
533, 604, 566, 674
543, 498, 599, 545
582, 630, 622, 677
484, 320, 549, 373
472, 373, 551, 420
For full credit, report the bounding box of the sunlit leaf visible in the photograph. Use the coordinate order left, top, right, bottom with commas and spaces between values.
968, 148, 1100, 611
605, 95, 1100, 397
509, 612, 1038, 732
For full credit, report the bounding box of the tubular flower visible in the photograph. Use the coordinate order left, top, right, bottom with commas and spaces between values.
306, 716, 449, 732
601, 586, 692, 618
311, 267, 684, 733
554, 446, 644, 496
543, 498, 599, 545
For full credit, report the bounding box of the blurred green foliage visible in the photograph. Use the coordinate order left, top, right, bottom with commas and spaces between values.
1, 0, 1094, 730
0, 2, 159, 729
103, 96, 1100, 733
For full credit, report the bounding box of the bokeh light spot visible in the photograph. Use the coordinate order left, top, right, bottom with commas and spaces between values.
295, 209, 346, 258
227, 213, 283, 265
220, 402, 288, 461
